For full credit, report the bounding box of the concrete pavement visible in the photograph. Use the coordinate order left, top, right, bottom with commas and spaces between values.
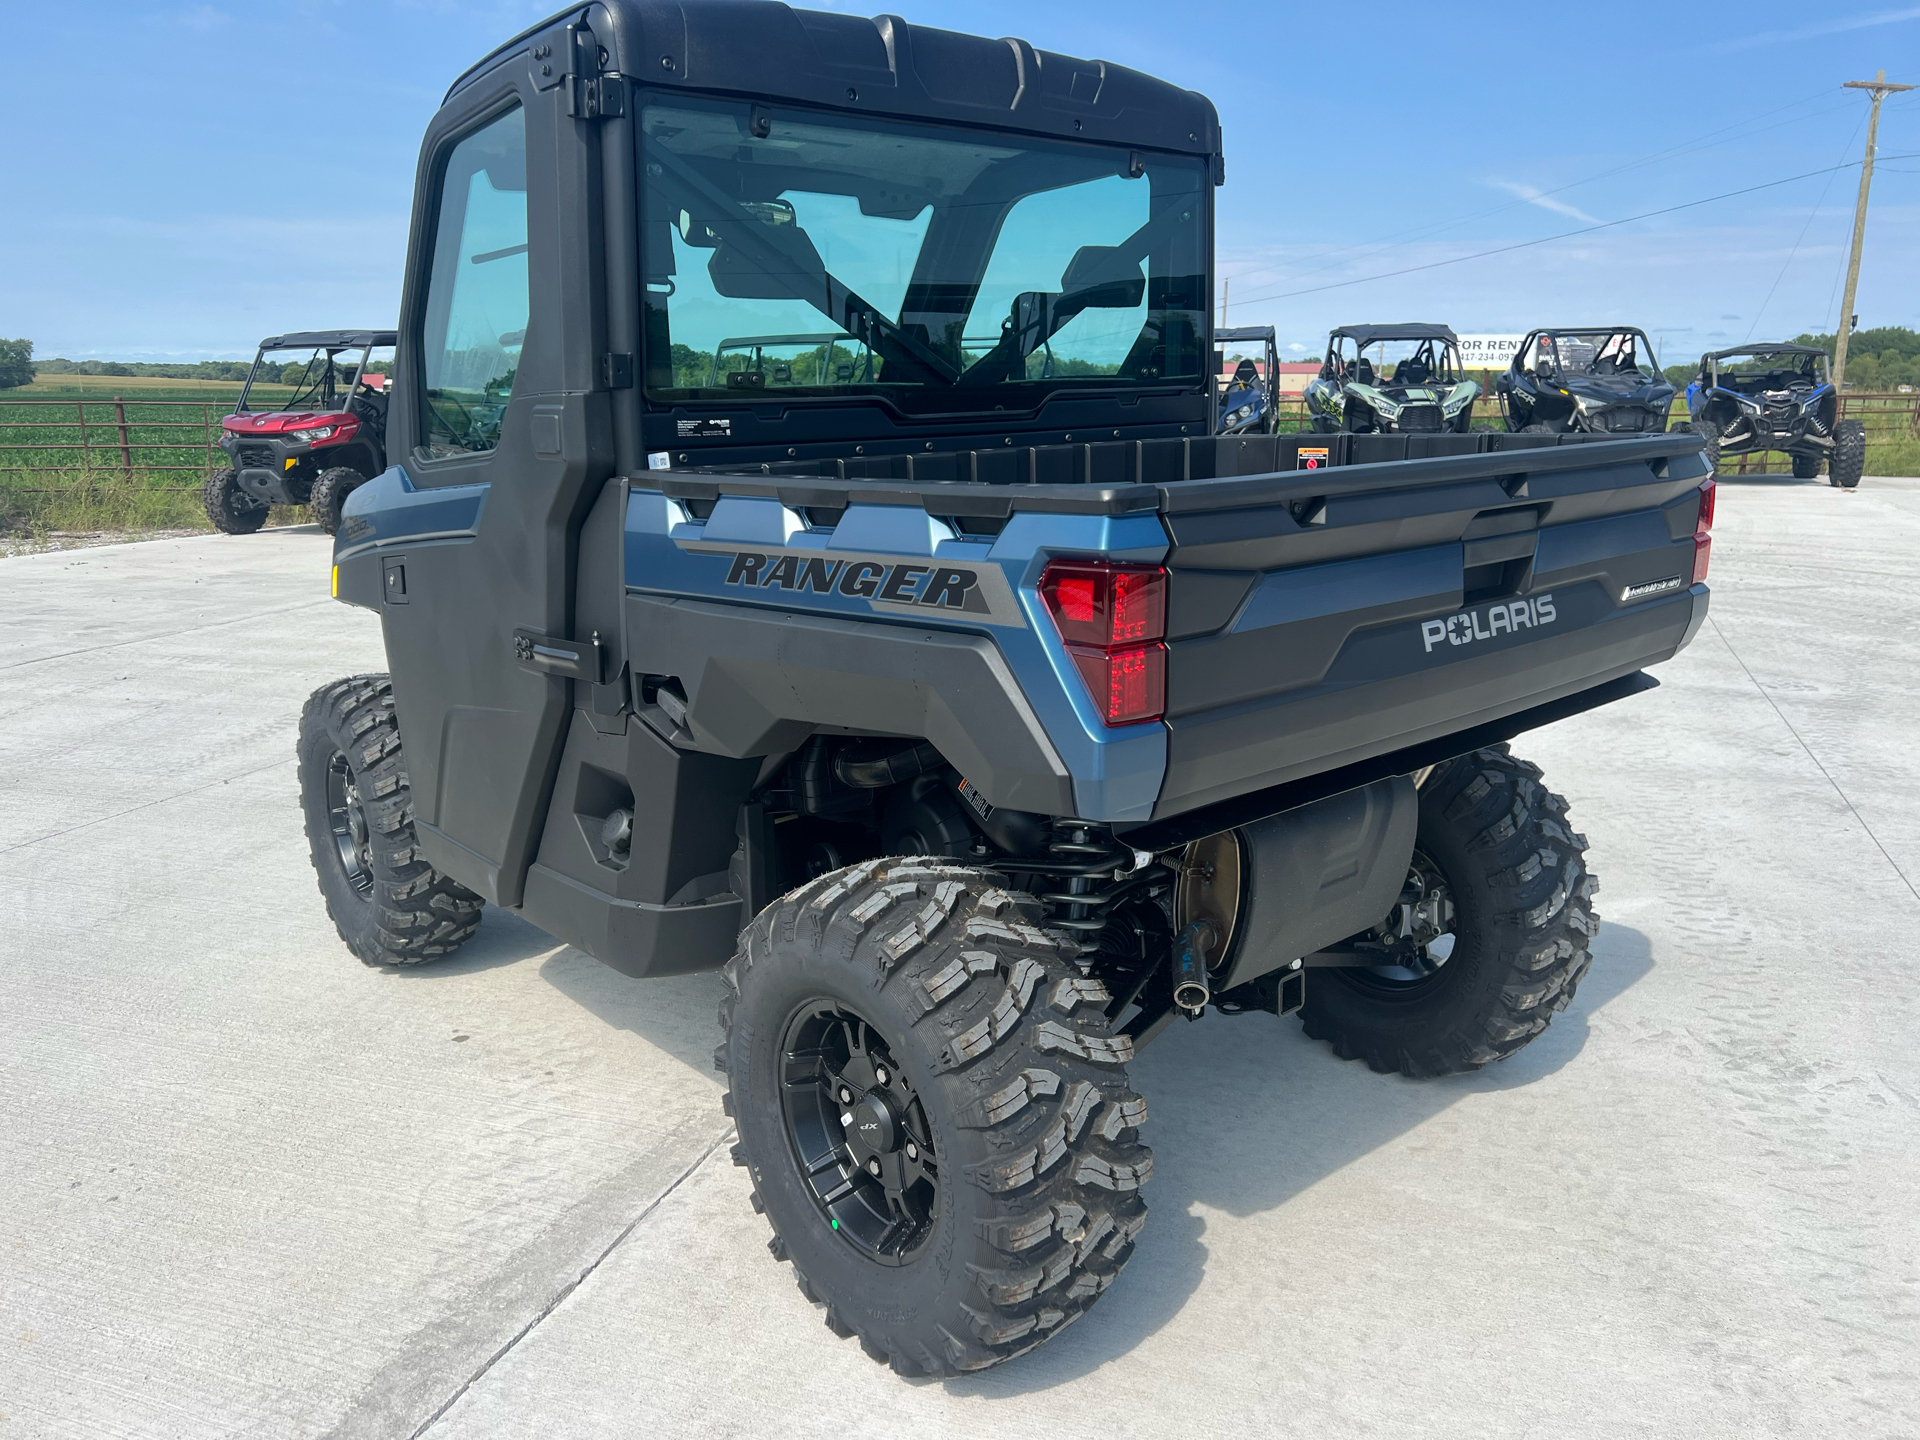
2, 481, 1916, 1438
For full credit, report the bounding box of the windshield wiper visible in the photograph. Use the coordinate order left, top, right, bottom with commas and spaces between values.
647, 146, 962, 385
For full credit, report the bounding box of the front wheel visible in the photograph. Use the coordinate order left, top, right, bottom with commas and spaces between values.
202, 466, 269, 534
1829, 419, 1866, 489
308, 467, 365, 535
1689, 416, 1722, 473
297, 675, 484, 965
1300, 746, 1598, 1078
720, 859, 1150, 1376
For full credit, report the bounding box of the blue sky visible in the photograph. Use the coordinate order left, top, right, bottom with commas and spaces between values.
3, 1, 1915, 366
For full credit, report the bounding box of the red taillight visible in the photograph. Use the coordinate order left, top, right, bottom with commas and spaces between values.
1040, 558, 1168, 726
1039, 559, 1167, 648
1067, 644, 1168, 727
1693, 478, 1714, 584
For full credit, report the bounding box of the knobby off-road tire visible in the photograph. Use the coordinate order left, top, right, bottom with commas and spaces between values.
1301, 746, 1599, 1078
1829, 419, 1866, 489
308, 467, 364, 536
202, 466, 268, 534
1689, 417, 1722, 473
718, 858, 1151, 1377
1791, 452, 1823, 480
297, 674, 484, 966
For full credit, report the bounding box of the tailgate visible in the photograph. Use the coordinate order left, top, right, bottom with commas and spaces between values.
1150, 434, 1712, 821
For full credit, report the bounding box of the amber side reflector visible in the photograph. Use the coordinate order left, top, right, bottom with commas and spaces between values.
331, 565, 339, 598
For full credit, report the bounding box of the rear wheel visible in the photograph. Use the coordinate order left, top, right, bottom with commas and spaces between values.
297, 674, 484, 965
1300, 746, 1598, 1078
1519, 420, 1557, 434
1829, 420, 1866, 489
720, 859, 1150, 1376
1689, 417, 1722, 473
202, 466, 268, 535
1791, 453, 1823, 480
308, 467, 365, 535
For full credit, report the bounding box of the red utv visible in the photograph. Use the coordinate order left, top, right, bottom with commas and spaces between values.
204, 330, 396, 535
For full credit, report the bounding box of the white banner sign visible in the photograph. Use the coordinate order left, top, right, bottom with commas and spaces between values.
1457, 334, 1525, 369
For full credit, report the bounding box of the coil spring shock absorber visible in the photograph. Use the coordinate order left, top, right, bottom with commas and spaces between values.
1021, 820, 1173, 961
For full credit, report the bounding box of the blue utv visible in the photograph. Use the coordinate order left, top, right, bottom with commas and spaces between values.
295, 0, 1716, 1380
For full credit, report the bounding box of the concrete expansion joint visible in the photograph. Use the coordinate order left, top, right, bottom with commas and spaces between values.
404, 1126, 736, 1439
1708, 615, 1920, 906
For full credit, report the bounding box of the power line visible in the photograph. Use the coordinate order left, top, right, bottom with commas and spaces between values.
1222, 153, 1920, 307
1222, 86, 1858, 290
1744, 110, 1867, 341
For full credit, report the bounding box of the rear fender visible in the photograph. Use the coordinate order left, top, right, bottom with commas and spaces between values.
622, 487, 1172, 822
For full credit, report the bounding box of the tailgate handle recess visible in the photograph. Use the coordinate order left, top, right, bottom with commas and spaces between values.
1462, 532, 1539, 567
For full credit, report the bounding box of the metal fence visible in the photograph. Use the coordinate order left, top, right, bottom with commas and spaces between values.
2, 390, 1915, 484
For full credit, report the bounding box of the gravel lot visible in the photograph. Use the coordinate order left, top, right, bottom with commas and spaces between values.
3, 484, 1916, 1439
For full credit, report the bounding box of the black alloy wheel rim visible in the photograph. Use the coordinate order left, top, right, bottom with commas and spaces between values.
1339, 848, 1459, 998
326, 750, 375, 901
779, 1002, 940, 1265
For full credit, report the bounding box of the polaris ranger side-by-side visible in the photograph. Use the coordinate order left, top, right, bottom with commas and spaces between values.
298, 2, 1713, 1378
1686, 344, 1865, 486
206, 331, 397, 535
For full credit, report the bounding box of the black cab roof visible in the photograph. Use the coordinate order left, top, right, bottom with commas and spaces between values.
446, 2, 1220, 157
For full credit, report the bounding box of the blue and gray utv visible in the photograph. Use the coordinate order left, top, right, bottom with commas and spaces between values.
294, 0, 1715, 1380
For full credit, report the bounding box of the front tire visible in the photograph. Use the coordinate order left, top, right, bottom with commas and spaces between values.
1300, 746, 1598, 1078
297, 675, 484, 965
720, 859, 1150, 1376
202, 466, 268, 534
1689, 417, 1722, 473
1829, 419, 1866, 488
308, 467, 364, 535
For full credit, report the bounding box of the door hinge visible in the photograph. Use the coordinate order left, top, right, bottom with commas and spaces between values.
600, 352, 634, 389
569, 73, 627, 120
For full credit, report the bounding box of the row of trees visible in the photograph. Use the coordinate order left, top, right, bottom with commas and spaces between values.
2, 343, 399, 389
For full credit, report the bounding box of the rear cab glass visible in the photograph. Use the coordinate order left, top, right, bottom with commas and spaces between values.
638, 95, 1207, 416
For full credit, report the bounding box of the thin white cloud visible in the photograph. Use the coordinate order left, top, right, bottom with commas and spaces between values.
1716, 4, 1920, 50
1484, 180, 1600, 224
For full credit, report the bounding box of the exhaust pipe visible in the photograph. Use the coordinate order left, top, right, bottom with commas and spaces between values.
1171, 920, 1217, 1015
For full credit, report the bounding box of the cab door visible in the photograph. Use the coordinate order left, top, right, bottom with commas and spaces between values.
375, 27, 618, 908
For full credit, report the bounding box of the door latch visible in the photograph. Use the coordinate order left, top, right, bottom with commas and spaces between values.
512, 628, 605, 684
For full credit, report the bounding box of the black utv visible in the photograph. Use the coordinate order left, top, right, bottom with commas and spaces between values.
1497, 327, 1673, 435
297, 1, 1714, 1380
205, 330, 396, 535
1685, 344, 1865, 487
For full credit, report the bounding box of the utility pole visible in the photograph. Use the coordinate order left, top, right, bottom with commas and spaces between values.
1833, 71, 1913, 388
1220, 275, 1230, 328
